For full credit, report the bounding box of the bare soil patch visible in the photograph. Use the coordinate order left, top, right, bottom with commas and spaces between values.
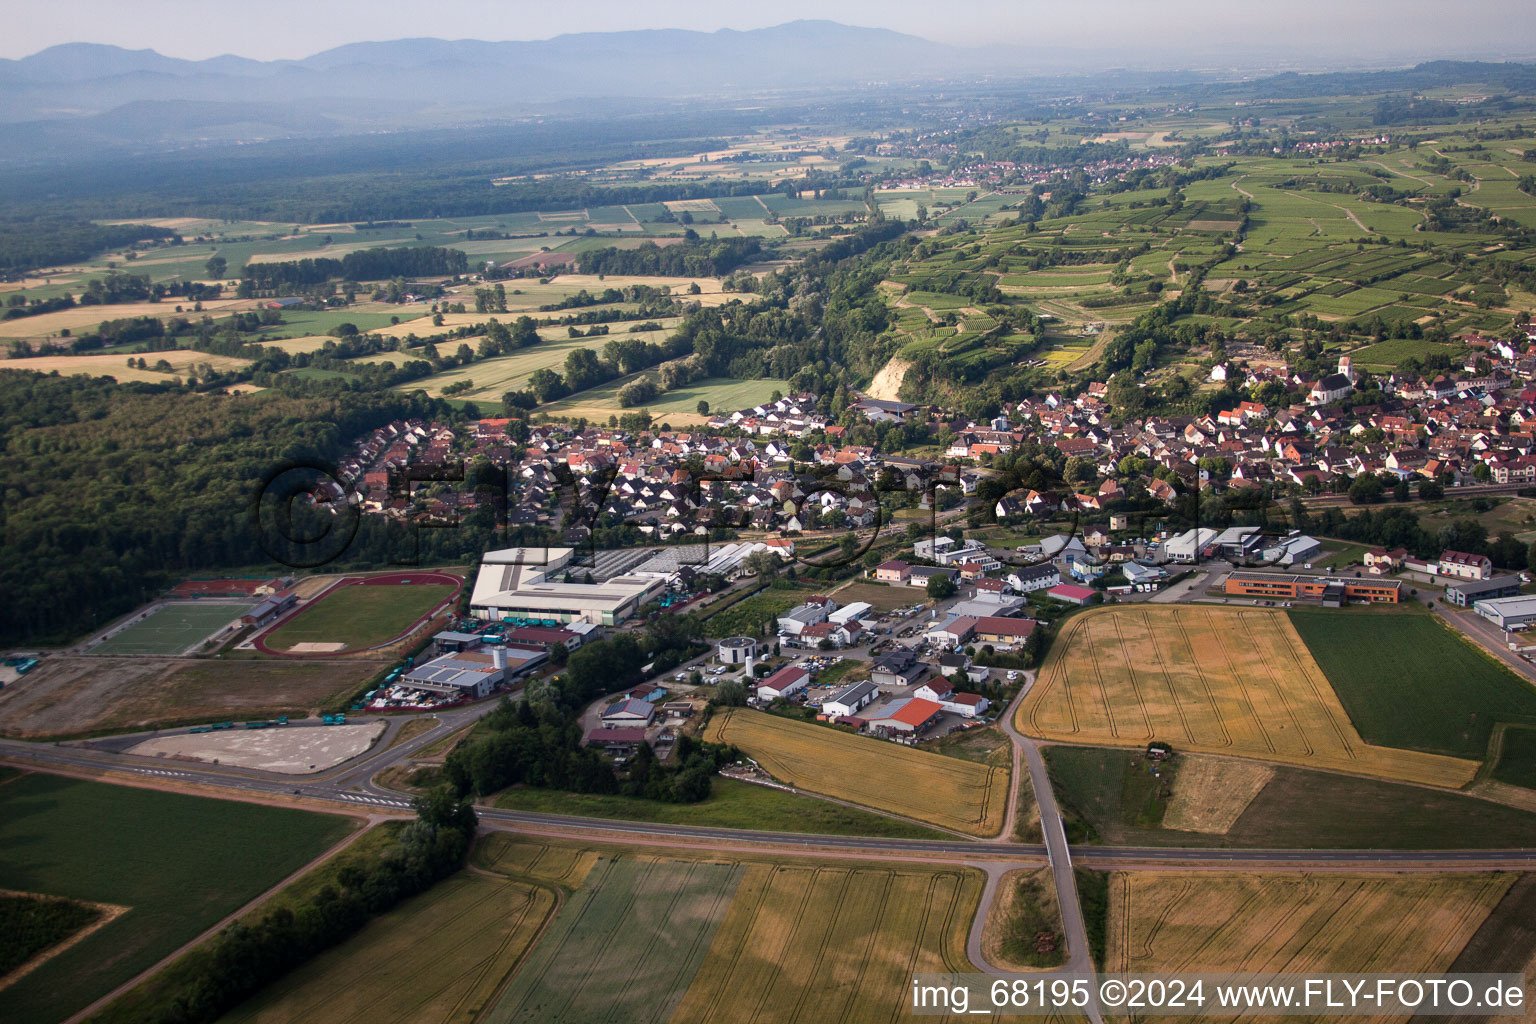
0, 657, 386, 738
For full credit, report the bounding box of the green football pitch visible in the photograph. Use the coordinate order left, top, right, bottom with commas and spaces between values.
89, 602, 251, 656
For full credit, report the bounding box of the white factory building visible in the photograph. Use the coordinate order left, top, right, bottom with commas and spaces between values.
471, 547, 666, 626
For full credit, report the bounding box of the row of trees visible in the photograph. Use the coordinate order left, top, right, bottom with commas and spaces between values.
241, 246, 468, 291
576, 237, 762, 278
113, 790, 477, 1024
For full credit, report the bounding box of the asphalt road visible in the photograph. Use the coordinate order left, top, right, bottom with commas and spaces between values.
5, 616, 1535, 996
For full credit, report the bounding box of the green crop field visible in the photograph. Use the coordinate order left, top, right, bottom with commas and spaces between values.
261, 578, 455, 652
0, 893, 103, 978
1288, 609, 1536, 760
493, 777, 947, 839
88, 601, 251, 655
1492, 726, 1536, 790
484, 856, 740, 1024
0, 773, 352, 1024
1349, 336, 1463, 369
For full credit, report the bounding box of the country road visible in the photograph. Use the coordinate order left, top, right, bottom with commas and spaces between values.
4, 664, 1535, 1008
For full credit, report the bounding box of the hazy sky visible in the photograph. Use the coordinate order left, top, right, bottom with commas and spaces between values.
4, 0, 1535, 62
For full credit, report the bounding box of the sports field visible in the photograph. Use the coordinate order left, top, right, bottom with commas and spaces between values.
672, 862, 982, 1024
1019, 606, 1478, 787
704, 709, 1010, 835
486, 856, 740, 1024
89, 601, 250, 656
221, 872, 555, 1024
258, 573, 458, 653
1107, 871, 1511, 980
0, 772, 353, 1024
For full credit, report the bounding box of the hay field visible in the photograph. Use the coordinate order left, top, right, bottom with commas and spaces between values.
540, 375, 788, 424
1162, 756, 1274, 834
221, 873, 555, 1024
389, 336, 627, 400
0, 298, 256, 339
547, 273, 739, 306
704, 709, 1009, 835
250, 335, 336, 354
1019, 607, 1478, 788
671, 862, 982, 1024
1107, 872, 1511, 990
0, 351, 252, 383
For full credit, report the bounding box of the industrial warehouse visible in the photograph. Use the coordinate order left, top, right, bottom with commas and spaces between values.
469, 541, 787, 625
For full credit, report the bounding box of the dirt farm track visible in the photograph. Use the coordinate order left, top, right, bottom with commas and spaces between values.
252, 571, 462, 658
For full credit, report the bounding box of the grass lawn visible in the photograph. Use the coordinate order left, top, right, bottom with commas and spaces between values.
1315, 541, 1374, 570
89, 601, 250, 656
1043, 746, 1175, 843
1289, 608, 1536, 759
0, 773, 353, 1024
262, 580, 454, 651
493, 777, 947, 839
1044, 746, 1536, 849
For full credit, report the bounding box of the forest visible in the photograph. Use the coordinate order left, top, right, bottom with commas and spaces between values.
0, 375, 486, 645
0, 217, 179, 275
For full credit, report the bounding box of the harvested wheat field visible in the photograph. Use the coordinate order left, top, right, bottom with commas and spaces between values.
1162, 755, 1274, 834
1019, 607, 1478, 787
705, 709, 1009, 835
0, 350, 251, 383
671, 863, 982, 1024
0, 298, 256, 338
1108, 871, 1513, 1021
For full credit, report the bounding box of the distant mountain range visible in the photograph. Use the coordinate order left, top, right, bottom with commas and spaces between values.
4, 22, 1535, 168
0, 22, 969, 122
